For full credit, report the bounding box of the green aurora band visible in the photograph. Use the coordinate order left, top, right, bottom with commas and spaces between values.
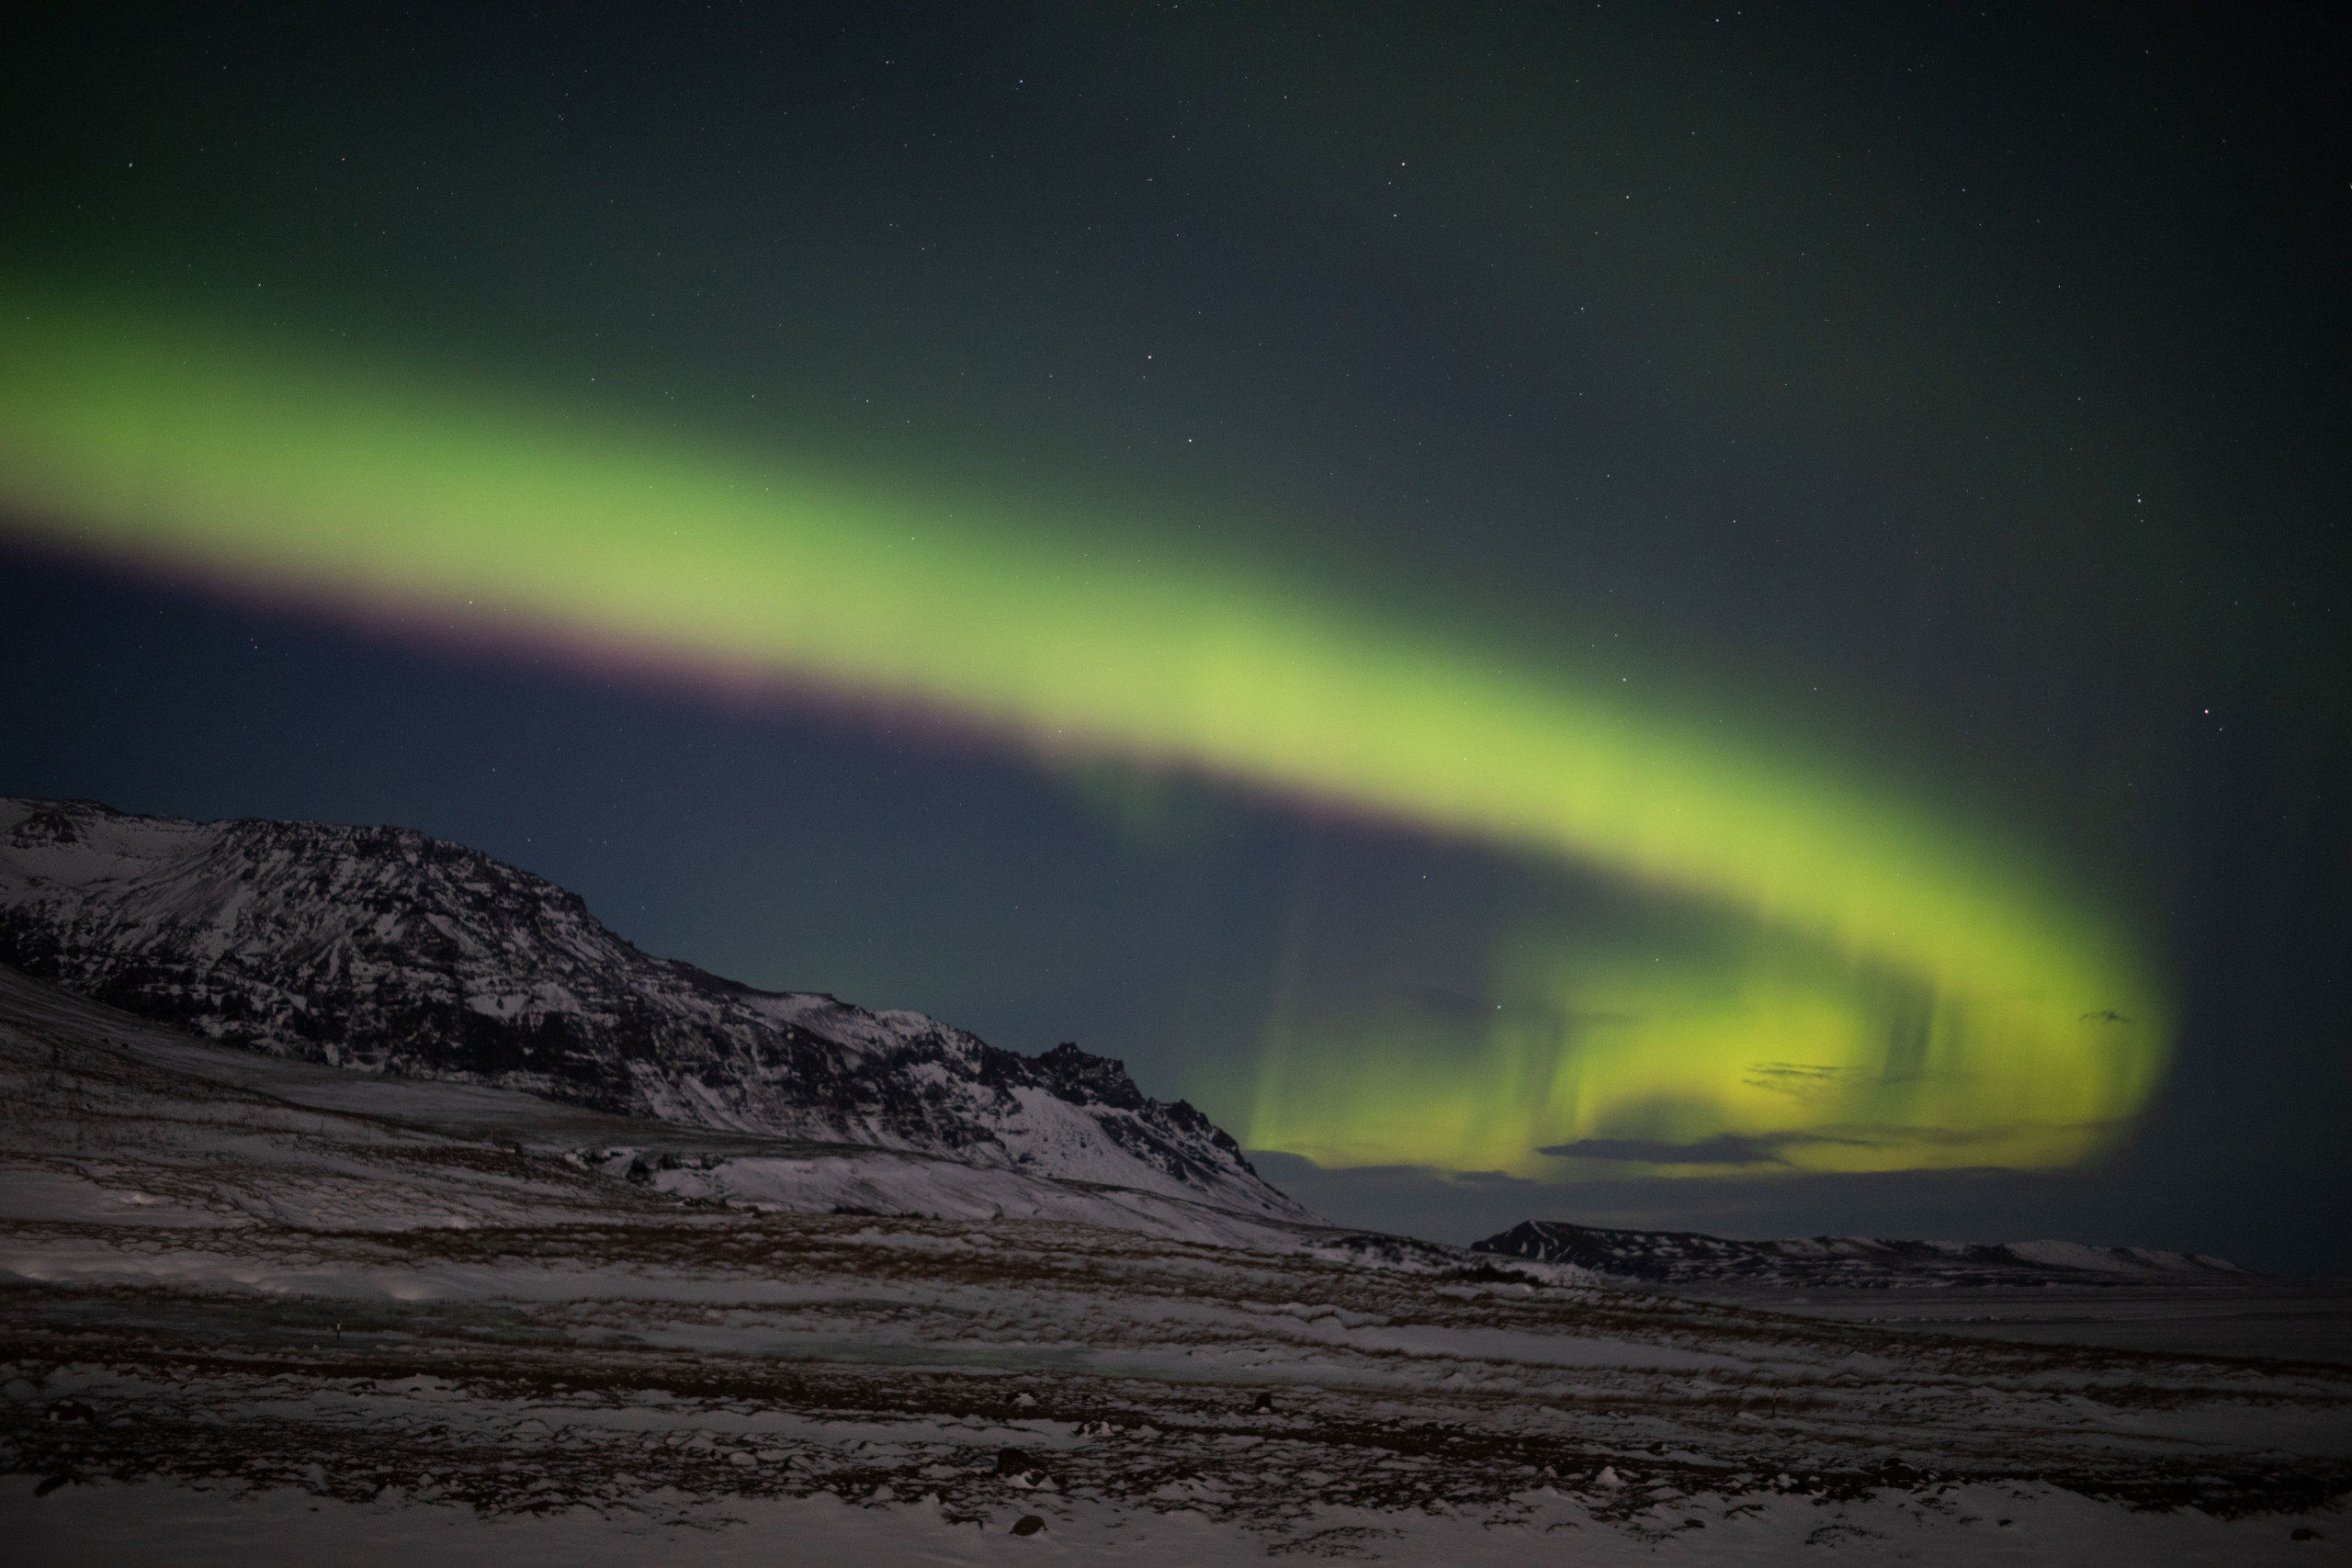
0, 289, 2171, 1177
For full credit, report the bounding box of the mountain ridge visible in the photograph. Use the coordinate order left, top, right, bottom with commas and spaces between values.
1473, 1217, 2249, 1290
0, 795, 1309, 1224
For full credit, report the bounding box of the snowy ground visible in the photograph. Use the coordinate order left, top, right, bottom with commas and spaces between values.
1690, 1280, 2352, 1365
3, 972, 2347, 1562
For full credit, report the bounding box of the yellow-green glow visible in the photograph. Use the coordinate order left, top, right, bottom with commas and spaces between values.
0, 288, 2172, 1175
1252, 925, 2167, 1175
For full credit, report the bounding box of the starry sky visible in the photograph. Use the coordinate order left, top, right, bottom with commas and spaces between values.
3, 4, 2345, 1271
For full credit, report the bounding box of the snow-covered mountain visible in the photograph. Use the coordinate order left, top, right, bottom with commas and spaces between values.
0, 795, 1309, 1223
1472, 1218, 2249, 1289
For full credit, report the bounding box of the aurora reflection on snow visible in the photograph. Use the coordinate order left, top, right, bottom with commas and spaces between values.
0, 289, 2171, 1177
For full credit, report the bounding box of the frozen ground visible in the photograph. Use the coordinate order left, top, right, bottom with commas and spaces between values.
2, 971, 2346, 1562
1686, 1281, 2352, 1366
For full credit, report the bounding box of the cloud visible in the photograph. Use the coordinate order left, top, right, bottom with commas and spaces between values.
1739, 1062, 1864, 1102
1532, 1118, 2151, 1168
1535, 1131, 1875, 1167
1445, 1168, 1547, 1189
1855, 1119, 2141, 1148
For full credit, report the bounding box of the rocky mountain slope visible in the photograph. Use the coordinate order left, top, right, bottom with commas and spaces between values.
1473, 1219, 2250, 1290
0, 795, 1309, 1223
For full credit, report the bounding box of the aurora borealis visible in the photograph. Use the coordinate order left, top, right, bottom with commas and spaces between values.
0, 288, 2169, 1175
3, 3, 2345, 1267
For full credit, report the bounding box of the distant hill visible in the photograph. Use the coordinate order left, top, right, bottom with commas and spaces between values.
1472, 1218, 2249, 1290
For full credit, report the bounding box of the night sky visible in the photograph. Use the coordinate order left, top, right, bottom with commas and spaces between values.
4, 4, 2345, 1271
